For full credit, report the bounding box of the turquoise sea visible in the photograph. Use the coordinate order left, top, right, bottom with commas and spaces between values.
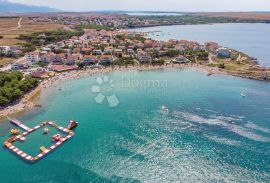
0, 69, 270, 182
133, 23, 270, 67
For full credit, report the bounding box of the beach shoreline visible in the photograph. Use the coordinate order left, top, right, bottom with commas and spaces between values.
0, 63, 221, 120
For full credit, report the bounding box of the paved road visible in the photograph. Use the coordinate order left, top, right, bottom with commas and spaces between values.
0, 17, 22, 34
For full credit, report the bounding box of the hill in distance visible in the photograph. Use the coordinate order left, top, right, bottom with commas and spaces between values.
0, 0, 60, 13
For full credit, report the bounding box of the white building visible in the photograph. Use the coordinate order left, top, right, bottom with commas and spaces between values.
174, 55, 188, 63
137, 51, 151, 63
25, 52, 39, 64
11, 62, 27, 70
0, 46, 10, 54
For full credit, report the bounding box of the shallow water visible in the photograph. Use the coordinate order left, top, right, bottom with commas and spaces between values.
0, 69, 270, 182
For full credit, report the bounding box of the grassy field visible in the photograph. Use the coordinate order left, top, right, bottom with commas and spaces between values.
0, 57, 13, 66
0, 17, 63, 46
0, 17, 64, 66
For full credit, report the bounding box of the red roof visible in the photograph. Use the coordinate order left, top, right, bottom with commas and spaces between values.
50, 65, 77, 72
82, 47, 92, 51
178, 40, 189, 44
56, 53, 66, 58
31, 70, 48, 78
84, 55, 96, 59
67, 55, 76, 60
101, 55, 112, 59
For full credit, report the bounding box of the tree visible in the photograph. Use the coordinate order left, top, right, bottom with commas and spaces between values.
0, 71, 39, 106
151, 49, 159, 59
166, 49, 180, 57
152, 59, 165, 66
0, 96, 9, 106
218, 63, 225, 69
77, 62, 85, 69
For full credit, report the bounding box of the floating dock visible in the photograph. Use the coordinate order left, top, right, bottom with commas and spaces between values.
4, 119, 75, 163
8, 117, 30, 131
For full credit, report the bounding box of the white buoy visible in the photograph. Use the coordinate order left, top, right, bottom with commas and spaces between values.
44, 128, 50, 134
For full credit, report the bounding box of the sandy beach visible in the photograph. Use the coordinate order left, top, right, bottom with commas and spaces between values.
0, 63, 218, 120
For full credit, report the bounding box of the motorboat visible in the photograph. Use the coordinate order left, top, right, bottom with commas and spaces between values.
161, 105, 169, 113
241, 92, 247, 98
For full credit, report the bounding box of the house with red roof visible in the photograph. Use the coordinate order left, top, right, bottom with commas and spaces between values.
51, 53, 66, 65
83, 55, 97, 65
99, 55, 113, 65
66, 55, 77, 65
81, 47, 93, 54
49, 65, 77, 72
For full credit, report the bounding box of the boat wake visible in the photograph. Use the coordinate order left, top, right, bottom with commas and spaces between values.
172, 111, 270, 142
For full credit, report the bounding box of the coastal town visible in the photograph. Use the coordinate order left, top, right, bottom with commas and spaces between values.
0, 14, 270, 117
1, 0, 270, 181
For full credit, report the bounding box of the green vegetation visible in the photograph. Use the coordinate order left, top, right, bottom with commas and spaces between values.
51, 48, 66, 54
184, 49, 209, 60
132, 15, 267, 27
20, 42, 35, 53
151, 49, 181, 59
18, 30, 84, 48
77, 62, 85, 69
151, 59, 165, 66
150, 49, 159, 58
0, 71, 39, 106
75, 24, 112, 31
218, 63, 226, 69
115, 34, 146, 43
113, 58, 135, 66
0, 50, 18, 59
166, 49, 181, 57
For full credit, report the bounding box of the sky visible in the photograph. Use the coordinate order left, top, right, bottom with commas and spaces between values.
6, 0, 270, 12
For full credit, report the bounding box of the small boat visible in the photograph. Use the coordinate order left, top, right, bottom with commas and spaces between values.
52, 134, 62, 142
207, 72, 214, 76
161, 105, 169, 113
241, 93, 247, 98
227, 119, 234, 124
67, 120, 78, 130
43, 128, 50, 134
10, 129, 20, 135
